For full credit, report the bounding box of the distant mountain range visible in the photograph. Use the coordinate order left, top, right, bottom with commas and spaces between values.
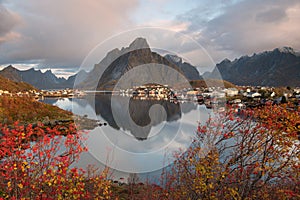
0, 65, 87, 89
1, 39, 299, 89
204, 47, 300, 86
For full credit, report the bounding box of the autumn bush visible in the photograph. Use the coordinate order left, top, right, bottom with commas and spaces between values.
151, 104, 300, 200
0, 122, 111, 199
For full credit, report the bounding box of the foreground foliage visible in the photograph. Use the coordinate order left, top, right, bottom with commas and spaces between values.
157, 104, 300, 200
0, 104, 299, 199
0, 122, 111, 199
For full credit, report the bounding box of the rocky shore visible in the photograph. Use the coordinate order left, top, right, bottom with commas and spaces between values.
40, 115, 106, 131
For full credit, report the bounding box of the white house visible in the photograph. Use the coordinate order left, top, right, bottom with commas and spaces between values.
247, 92, 261, 98
270, 91, 276, 97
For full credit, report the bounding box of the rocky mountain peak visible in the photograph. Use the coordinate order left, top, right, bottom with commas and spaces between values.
45, 69, 53, 74
164, 54, 182, 64
220, 58, 231, 64
275, 46, 295, 54
128, 37, 150, 50
3, 65, 18, 72
27, 67, 36, 72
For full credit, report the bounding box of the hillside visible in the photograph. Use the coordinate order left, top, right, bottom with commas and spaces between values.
0, 75, 37, 92
0, 95, 72, 125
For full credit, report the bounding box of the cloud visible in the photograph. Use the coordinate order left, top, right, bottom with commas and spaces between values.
2, 0, 300, 75
0, 3, 21, 44
178, 0, 300, 63
255, 7, 287, 23
0, 0, 139, 70
137, 19, 190, 32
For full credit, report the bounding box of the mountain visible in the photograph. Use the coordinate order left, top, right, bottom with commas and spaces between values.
205, 47, 300, 86
1, 38, 202, 90
0, 75, 37, 92
0, 65, 64, 89
0, 65, 87, 89
78, 37, 202, 90
0, 65, 24, 82
65, 70, 88, 88
164, 54, 201, 80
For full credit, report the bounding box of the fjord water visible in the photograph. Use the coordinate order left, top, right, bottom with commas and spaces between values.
41, 95, 210, 173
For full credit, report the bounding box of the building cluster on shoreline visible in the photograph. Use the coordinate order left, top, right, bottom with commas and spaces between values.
0, 88, 85, 99
120, 84, 300, 110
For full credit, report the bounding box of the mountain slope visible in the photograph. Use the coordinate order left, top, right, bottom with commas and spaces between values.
205, 47, 300, 86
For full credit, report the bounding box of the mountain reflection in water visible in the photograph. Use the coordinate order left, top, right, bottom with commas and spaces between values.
94, 94, 195, 140
41, 95, 198, 141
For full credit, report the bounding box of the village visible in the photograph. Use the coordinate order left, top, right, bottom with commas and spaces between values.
1, 84, 300, 111
121, 84, 300, 110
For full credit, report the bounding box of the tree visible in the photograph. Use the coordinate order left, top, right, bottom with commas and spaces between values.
128, 173, 140, 185
0, 122, 112, 199
158, 104, 300, 199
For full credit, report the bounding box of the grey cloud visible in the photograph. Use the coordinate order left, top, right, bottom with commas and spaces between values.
0, 3, 20, 41
255, 7, 287, 23
0, 4, 18, 36
179, 0, 300, 63
177, 0, 240, 32
0, 0, 139, 69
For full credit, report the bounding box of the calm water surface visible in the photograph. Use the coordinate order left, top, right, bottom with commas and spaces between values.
41, 95, 211, 175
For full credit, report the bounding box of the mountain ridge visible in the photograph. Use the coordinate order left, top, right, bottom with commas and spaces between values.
2, 42, 299, 89
0, 66, 86, 89
204, 47, 300, 86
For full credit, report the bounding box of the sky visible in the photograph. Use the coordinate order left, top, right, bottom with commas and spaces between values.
0, 0, 300, 78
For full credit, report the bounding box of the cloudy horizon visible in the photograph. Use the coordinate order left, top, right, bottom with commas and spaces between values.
1, 0, 300, 78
